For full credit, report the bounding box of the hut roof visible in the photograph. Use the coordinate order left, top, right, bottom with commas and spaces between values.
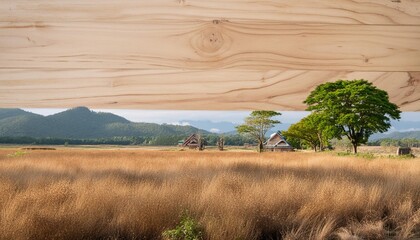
182, 133, 200, 147
264, 131, 293, 148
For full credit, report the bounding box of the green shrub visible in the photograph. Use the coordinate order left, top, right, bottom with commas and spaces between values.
337, 152, 352, 157
386, 154, 416, 159
6, 150, 27, 158
163, 212, 203, 240
337, 152, 375, 159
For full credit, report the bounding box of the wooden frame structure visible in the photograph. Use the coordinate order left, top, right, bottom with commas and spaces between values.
264, 132, 294, 152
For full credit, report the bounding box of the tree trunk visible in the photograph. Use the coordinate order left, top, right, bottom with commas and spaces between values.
352, 143, 358, 154
317, 133, 324, 151
258, 140, 264, 153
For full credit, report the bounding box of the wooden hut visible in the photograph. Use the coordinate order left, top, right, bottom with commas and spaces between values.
181, 133, 204, 150
264, 131, 294, 152
397, 147, 412, 156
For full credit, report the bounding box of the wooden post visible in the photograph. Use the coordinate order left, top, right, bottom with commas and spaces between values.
198, 134, 204, 151
218, 137, 224, 151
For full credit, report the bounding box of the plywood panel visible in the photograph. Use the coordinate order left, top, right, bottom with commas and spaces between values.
2, 0, 420, 25
1, 22, 419, 71
1, 69, 418, 111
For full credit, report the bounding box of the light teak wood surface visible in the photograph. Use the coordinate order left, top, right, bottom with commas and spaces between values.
2, 0, 420, 25
1, 69, 418, 111
0, 0, 419, 110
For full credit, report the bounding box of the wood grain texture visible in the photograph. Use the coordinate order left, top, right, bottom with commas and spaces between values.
1, 22, 419, 71
2, 0, 420, 25
1, 69, 418, 111
1, 0, 419, 110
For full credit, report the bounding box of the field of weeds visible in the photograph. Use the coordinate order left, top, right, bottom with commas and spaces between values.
0, 148, 419, 239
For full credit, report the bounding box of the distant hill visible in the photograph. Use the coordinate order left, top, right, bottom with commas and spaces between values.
0, 107, 208, 139
389, 120, 420, 132
370, 130, 420, 141
0, 108, 38, 120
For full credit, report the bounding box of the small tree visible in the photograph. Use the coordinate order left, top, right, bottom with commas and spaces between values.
304, 79, 401, 153
283, 118, 319, 151
236, 111, 281, 152
283, 113, 336, 151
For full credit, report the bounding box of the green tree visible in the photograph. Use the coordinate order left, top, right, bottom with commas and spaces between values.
304, 79, 401, 153
236, 111, 281, 152
283, 135, 304, 150
283, 113, 335, 151
380, 138, 400, 147
283, 118, 319, 151
400, 138, 419, 148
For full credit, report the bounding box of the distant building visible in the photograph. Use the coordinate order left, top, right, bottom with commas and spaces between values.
397, 147, 411, 156
264, 131, 294, 152
181, 133, 204, 150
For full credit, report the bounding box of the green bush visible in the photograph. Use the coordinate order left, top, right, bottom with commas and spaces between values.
386, 154, 416, 159
6, 150, 27, 158
337, 152, 375, 159
163, 212, 203, 240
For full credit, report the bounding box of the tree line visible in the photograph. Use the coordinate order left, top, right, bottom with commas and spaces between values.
368, 138, 420, 148
237, 79, 401, 153
0, 134, 256, 146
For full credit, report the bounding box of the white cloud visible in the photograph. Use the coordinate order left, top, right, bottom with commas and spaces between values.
168, 121, 190, 126
400, 128, 420, 132
210, 128, 221, 133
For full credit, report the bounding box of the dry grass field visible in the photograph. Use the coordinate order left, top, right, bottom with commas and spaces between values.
0, 148, 419, 240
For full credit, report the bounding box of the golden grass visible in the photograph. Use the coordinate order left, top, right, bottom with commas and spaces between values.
0, 148, 419, 239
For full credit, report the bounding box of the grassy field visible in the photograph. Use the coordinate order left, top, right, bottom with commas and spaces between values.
0, 148, 419, 239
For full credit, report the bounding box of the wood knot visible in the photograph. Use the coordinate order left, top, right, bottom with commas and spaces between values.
212, 19, 229, 24
191, 26, 231, 57
200, 29, 223, 53
361, 55, 369, 63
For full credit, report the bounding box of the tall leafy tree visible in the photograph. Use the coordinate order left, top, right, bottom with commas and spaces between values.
304, 79, 401, 153
283, 118, 319, 151
236, 111, 281, 152
283, 113, 336, 151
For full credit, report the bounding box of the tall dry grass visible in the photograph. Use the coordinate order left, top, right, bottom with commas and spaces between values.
0, 148, 419, 239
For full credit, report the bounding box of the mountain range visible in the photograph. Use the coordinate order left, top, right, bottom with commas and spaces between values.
0, 107, 208, 139
370, 130, 420, 141
0, 107, 418, 140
